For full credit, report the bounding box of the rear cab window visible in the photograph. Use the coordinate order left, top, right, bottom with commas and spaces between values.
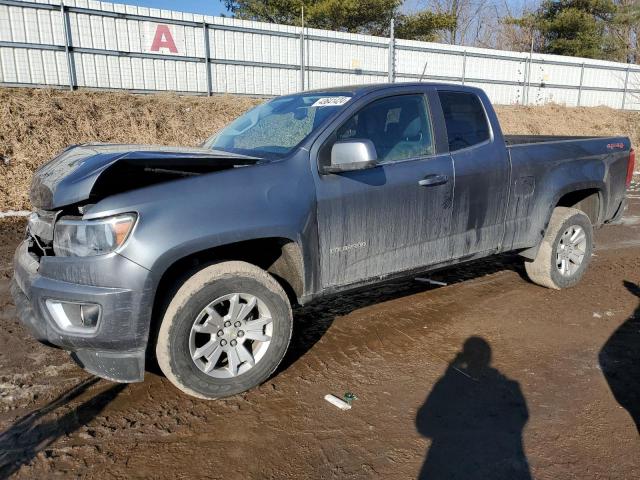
438, 91, 490, 151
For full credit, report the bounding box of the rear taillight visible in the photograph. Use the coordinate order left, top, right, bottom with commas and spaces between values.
627, 148, 635, 189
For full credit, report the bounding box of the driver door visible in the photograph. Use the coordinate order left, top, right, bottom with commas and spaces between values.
312, 91, 455, 289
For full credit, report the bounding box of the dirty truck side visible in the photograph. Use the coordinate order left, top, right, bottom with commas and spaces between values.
11, 83, 634, 399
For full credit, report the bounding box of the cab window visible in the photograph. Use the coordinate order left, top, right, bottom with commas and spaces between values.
438, 91, 490, 151
335, 94, 435, 163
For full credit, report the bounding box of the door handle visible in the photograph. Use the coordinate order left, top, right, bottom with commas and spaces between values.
418, 174, 449, 187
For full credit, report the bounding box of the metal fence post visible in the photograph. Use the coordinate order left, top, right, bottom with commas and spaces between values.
461, 50, 467, 85
388, 18, 395, 83
521, 58, 527, 105
299, 7, 305, 91
202, 22, 212, 96
60, 2, 76, 90
577, 62, 584, 106
525, 57, 533, 105
622, 66, 630, 110
305, 23, 310, 90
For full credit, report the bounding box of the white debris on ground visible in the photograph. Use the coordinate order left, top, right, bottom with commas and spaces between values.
324, 394, 352, 410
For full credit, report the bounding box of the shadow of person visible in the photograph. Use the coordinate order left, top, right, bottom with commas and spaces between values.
416, 337, 531, 480
599, 280, 640, 435
0, 377, 126, 477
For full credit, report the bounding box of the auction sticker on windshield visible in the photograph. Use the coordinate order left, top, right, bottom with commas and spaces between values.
312, 96, 351, 107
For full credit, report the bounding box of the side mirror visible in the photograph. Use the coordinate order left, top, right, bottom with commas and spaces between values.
322, 139, 378, 174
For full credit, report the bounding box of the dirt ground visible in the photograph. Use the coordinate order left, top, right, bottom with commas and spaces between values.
0, 189, 638, 478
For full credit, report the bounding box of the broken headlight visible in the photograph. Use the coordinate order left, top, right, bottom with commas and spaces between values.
53, 213, 137, 257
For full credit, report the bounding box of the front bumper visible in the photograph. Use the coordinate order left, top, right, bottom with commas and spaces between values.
11, 240, 153, 382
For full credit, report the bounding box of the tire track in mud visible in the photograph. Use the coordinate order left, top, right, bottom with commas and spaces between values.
2, 254, 638, 479
1, 203, 639, 478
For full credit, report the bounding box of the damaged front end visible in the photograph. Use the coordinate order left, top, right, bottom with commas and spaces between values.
27, 143, 260, 264
30, 143, 260, 210
12, 209, 153, 382
12, 143, 261, 383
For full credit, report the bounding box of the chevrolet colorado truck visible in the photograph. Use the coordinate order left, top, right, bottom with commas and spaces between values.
11, 83, 634, 399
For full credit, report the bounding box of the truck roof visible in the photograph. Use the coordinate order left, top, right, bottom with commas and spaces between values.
303, 82, 477, 96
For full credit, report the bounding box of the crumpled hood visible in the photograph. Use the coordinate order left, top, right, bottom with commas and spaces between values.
30, 143, 259, 209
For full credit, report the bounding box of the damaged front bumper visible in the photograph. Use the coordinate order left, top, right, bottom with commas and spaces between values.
11, 240, 153, 383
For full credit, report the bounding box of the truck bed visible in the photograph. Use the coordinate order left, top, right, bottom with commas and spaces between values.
503, 132, 630, 249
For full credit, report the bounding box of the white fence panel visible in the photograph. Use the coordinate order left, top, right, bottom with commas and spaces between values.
396, 47, 465, 79
579, 89, 624, 109
213, 63, 299, 96
1, 0, 640, 109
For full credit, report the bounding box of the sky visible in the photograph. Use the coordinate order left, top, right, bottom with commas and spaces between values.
108, 0, 532, 20
110, 0, 228, 16
106, 0, 433, 17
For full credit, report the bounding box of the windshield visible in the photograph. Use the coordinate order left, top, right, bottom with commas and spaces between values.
203, 92, 353, 159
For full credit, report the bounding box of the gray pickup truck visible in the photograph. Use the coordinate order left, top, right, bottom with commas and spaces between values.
11, 83, 634, 399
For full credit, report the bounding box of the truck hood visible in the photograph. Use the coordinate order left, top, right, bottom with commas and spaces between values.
30, 143, 260, 209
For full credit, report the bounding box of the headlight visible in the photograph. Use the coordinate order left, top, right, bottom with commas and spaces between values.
53, 213, 137, 257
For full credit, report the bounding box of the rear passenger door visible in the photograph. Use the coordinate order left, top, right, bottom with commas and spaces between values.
438, 90, 510, 258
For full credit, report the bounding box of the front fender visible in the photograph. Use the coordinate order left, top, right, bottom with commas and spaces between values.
85, 153, 317, 290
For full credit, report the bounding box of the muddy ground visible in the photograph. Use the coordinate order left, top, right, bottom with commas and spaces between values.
0, 182, 637, 479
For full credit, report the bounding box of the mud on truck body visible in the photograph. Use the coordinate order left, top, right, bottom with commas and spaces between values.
12, 83, 635, 399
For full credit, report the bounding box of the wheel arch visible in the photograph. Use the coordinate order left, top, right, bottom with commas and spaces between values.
146, 237, 304, 357
555, 188, 603, 225
519, 184, 603, 260
153, 235, 304, 303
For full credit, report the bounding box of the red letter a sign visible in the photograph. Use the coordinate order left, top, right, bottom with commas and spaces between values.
150, 25, 178, 53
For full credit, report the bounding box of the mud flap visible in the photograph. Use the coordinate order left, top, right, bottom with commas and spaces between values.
607, 198, 628, 225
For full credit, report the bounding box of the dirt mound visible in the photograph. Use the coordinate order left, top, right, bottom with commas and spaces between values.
0, 88, 638, 211
0, 89, 260, 211
496, 103, 640, 145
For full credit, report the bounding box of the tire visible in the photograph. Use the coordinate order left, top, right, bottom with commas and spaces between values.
524, 207, 593, 290
156, 261, 292, 399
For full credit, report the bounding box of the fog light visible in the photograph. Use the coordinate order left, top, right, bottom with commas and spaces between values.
80, 304, 100, 328
45, 300, 101, 333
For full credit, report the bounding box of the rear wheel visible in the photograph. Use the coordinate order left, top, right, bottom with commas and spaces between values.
524, 207, 593, 290
156, 261, 292, 399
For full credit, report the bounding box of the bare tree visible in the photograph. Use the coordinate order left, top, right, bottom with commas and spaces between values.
421, 0, 493, 45
612, 0, 640, 63
470, 3, 501, 48
413, 0, 541, 50
494, 0, 540, 52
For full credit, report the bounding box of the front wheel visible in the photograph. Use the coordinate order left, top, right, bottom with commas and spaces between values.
156, 261, 292, 399
524, 207, 593, 290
